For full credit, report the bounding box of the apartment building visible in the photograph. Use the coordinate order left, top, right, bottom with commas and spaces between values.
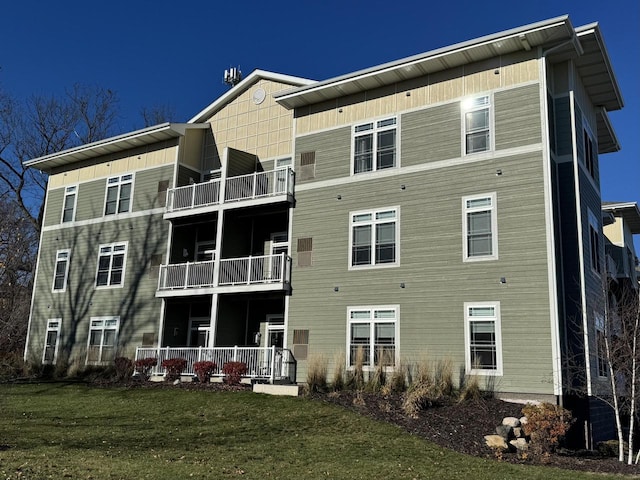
24, 15, 628, 445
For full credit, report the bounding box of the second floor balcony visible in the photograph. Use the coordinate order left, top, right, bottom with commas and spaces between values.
157, 253, 292, 296
165, 167, 294, 217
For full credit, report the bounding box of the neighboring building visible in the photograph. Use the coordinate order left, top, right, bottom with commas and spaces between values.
24, 16, 627, 446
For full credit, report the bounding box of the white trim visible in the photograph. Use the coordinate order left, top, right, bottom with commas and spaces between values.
346, 305, 400, 369
464, 301, 503, 376
539, 54, 563, 396
351, 116, 399, 176
42, 318, 62, 365
86, 316, 120, 365
461, 94, 494, 156
297, 143, 543, 193
462, 192, 498, 262
42, 207, 166, 233
348, 206, 400, 270
104, 172, 134, 216
95, 241, 128, 289
51, 249, 71, 293
61, 185, 78, 223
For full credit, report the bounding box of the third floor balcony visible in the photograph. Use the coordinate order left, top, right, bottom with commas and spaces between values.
164, 167, 294, 219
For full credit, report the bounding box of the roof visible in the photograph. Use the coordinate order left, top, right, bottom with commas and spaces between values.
602, 202, 640, 234
24, 123, 209, 173
188, 69, 315, 123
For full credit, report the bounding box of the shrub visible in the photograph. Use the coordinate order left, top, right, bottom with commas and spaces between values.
458, 372, 481, 402
521, 402, 573, 457
433, 358, 454, 398
113, 357, 133, 382
134, 357, 157, 381
306, 355, 328, 394
345, 347, 365, 391
193, 361, 217, 383
161, 358, 187, 382
384, 362, 407, 395
222, 361, 247, 385
402, 382, 440, 417
331, 352, 345, 392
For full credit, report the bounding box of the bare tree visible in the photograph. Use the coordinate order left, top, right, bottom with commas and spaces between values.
0, 84, 120, 231
140, 104, 176, 127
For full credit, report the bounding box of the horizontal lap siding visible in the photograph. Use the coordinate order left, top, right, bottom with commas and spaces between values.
43, 189, 64, 227
295, 127, 351, 183
495, 84, 542, 150
132, 165, 173, 212
401, 103, 461, 166
289, 152, 554, 395
29, 212, 169, 362
76, 179, 106, 220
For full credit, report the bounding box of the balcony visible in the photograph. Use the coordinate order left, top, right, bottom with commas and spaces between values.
157, 253, 292, 296
165, 167, 294, 218
134, 346, 296, 384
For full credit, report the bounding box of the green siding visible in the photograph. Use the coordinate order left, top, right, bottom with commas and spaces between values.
132, 165, 174, 212
177, 164, 200, 187
554, 96, 572, 156
494, 84, 542, 150
76, 179, 106, 220
43, 188, 64, 227
289, 152, 554, 395
227, 148, 258, 177
401, 103, 461, 166
295, 127, 351, 183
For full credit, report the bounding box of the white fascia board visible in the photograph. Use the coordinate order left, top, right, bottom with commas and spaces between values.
188, 69, 316, 124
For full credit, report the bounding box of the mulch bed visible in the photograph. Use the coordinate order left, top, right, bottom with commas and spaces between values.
311, 391, 640, 476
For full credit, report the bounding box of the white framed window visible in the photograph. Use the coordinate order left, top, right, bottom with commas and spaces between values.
42, 319, 62, 365
61, 185, 77, 223
104, 174, 133, 215
595, 312, 607, 378
52, 250, 70, 292
86, 317, 119, 364
95, 242, 127, 287
462, 95, 492, 154
588, 209, 601, 275
352, 117, 397, 174
464, 302, 502, 376
347, 306, 398, 368
463, 193, 497, 261
349, 207, 399, 269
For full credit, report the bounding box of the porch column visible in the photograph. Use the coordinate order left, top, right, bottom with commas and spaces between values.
208, 293, 219, 347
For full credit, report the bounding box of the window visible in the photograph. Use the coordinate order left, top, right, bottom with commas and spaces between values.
52, 250, 70, 292
350, 208, 398, 268
588, 210, 601, 275
347, 306, 398, 368
96, 243, 127, 287
463, 193, 497, 261
42, 319, 61, 364
353, 117, 397, 174
595, 313, 607, 378
62, 186, 77, 222
86, 317, 119, 364
464, 302, 502, 375
104, 174, 133, 215
463, 96, 491, 154
583, 129, 596, 179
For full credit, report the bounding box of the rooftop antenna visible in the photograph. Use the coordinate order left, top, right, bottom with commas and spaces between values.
223, 67, 242, 88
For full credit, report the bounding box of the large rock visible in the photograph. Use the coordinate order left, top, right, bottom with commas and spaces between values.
496, 424, 513, 440
485, 435, 508, 450
519, 416, 528, 426
512, 427, 523, 438
510, 438, 528, 451
502, 416, 521, 427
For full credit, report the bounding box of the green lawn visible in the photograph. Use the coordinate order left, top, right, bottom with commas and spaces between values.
0, 383, 624, 479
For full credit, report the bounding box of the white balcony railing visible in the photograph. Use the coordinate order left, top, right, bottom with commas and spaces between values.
166, 179, 221, 212
134, 346, 296, 383
165, 167, 293, 213
225, 167, 294, 202
157, 253, 291, 291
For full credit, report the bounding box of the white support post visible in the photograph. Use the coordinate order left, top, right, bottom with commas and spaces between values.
270, 346, 276, 384
233, 345, 238, 362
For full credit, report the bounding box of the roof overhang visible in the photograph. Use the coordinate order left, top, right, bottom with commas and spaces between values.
274, 16, 576, 110
596, 107, 620, 153
602, 202, 640, 234
24, 123, 209, 173
188, 69, 315, 123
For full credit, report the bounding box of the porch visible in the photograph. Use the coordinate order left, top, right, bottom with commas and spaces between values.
134, 346, 296, 384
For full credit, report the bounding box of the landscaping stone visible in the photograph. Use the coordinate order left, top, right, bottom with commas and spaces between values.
512, 427, 523, 438
496, 424, 513, 440
484, 434, 508, 450
502, 416, 521, 427
510, 438, 528, 451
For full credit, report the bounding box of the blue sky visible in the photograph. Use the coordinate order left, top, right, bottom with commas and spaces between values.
3, 0, 638, 247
